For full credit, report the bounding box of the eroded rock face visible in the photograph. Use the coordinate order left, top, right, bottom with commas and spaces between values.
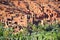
0, 0, 60, 33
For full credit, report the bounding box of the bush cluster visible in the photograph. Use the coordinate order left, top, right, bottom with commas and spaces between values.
0, 21, 60, 40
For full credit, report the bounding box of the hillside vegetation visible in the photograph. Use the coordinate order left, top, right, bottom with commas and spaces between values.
0, 0, 60, 40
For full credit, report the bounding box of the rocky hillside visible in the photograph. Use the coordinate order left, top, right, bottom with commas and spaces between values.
0, 0, 60, 33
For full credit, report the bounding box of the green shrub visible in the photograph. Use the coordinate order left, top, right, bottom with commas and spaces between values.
0, 21, 60, 40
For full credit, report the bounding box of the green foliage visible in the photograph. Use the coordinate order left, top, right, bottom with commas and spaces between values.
0, 21, 60, 40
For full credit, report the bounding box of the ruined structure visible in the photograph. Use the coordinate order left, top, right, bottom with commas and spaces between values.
0, 0, 60, 33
